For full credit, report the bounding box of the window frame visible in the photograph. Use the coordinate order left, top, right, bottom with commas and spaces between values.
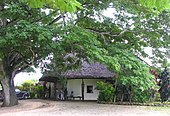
86, 85, 93, 93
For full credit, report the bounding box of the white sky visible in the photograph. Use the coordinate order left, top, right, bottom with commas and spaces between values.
14, 68, 42, 86
103, 8, 116, 18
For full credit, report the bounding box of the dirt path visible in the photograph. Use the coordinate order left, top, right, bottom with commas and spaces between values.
0, 99, 50, 114
0, 99, 170, 116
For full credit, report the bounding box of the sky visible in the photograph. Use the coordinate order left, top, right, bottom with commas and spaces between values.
14, 68, 42, 86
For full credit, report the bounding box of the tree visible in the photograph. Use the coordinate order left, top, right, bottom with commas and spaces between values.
19, 0, 82, 13
0, 0, 81, 107
138, 0, 170, 12
37, 0, 170, 103
49, 0, 169, 102
48, 0, 169, 69
0, 0, 169, 107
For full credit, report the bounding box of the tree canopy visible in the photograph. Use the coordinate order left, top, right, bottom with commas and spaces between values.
49, 0, 169, 102
139, 0, 170, 12
51, 0, 170, 68
0, 0, 82, 106
19, 0, 82, 13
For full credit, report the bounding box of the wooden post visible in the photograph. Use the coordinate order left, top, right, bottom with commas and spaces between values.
114, 74, 119, 103
81, 79, 84, 101
49, 83, 51, 98
54, 82, 57, 100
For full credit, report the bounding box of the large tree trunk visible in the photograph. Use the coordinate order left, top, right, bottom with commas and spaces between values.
0, 50, 29, 107
1, 77, 18, 107
0, 57, 19, 107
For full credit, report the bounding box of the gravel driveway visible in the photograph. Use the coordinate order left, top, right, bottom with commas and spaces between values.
0, 99, 170, 116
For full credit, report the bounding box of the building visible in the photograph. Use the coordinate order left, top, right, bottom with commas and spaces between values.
39, 61, 115, 101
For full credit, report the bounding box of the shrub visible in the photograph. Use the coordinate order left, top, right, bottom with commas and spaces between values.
34, 85, 44, 98
96, 81, 115, 102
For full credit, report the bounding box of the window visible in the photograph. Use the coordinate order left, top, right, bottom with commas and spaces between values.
87, 85, 93, 93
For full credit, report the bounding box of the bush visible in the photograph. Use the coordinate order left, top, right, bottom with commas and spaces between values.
96, 81, 115, 102
34, 85, 44, 98
16, 80, 45, 99
29, 91, 36, 98
132, 89, 150, 103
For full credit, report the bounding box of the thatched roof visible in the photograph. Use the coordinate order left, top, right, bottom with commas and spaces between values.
39, 62, 115, 82
39, 76, 58, 82
64, 62, 115, 79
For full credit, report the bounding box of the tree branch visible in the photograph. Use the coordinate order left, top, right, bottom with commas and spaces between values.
86, 28, 129, 37
48, 15, 62, 25
6, 18, 19, 27
17, 47, 35, 66
74, 15, 88, 25
8, 47, 36, 71
14, 63, 29, 75
31, 10, 58, 23
8, 51, 20, 66
28, 47, 35, 65
135, 55, 151, 67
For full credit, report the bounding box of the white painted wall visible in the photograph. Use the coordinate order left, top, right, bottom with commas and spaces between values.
67, 79, 81, 96
84, 79, 102, 100
67, 79, 103, 100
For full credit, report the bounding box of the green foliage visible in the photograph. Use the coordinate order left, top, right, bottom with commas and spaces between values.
113, 0, 170, 14
34, 85, 44, 98
106, 48, 157, 102
117, 55, 158, 102
133, 89, 150, 103
0, 20, 53, 53
74, 0, 170, 67
138, 0, 170, 12
16, 80, 38, 99
21, 83, 44, 99
0, 0, 83, 106
96, 81, 115, 102
19, 0, 83, 13
17, 80, 37, 91
29, 91, 36, 98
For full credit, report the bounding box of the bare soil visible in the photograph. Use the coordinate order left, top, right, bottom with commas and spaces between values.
0, 99, 170, 116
